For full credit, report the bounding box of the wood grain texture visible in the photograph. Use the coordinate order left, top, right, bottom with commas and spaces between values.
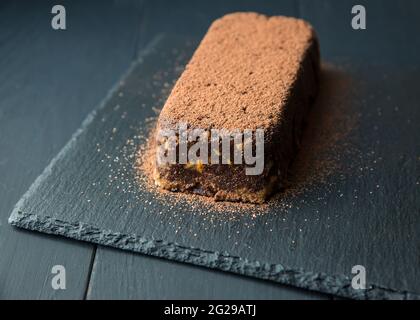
0, 0, 142, 299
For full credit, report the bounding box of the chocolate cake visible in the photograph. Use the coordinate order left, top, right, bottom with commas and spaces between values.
152, 12, 320, 203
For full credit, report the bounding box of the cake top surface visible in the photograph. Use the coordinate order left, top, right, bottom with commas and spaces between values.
158, 12, 317, 131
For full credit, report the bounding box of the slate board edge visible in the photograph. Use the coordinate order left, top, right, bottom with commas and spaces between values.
8, 210, 418, 300
6, 32, 165, 231
7, 32, 419, 300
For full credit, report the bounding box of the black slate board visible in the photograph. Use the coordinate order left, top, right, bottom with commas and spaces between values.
9, 32, 420, 299
86, 0, 328, 300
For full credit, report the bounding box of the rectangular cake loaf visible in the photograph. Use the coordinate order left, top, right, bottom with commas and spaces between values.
153, 12, 320, 203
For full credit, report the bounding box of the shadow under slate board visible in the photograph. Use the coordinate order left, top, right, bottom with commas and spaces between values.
9, 34, 420, 300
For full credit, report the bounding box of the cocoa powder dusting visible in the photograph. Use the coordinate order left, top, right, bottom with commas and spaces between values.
154, 12, 321, 203
159, 12, 317, 131
135, 63, 356, 216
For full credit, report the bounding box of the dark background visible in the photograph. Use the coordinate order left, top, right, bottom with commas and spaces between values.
0, 0, 419, 299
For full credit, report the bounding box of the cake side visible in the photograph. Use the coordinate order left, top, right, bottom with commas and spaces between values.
153, 12, 320, 203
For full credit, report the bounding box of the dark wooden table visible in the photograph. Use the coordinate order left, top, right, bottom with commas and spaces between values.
1, 0, 418, 299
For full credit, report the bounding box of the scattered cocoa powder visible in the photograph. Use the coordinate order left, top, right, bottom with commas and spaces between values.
274, 62, 357, 200
134, 62, 356, 216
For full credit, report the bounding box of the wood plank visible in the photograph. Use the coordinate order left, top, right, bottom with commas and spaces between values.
0, 0, 142, 299
87, 249, 326, 299
87, 0, 326, 300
